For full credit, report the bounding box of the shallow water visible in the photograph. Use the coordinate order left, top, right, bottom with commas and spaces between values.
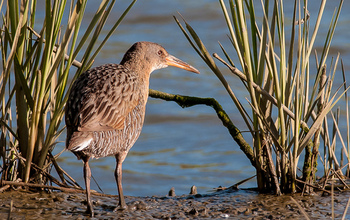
47, 0, 350, 198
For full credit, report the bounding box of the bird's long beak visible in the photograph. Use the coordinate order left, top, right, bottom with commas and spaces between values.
166, 55, 200, 74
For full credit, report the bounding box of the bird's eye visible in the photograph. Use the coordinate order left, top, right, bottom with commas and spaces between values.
157, 50, 163, 56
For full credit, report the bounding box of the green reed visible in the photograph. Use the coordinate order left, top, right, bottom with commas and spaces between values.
0, 0, 136, 185
176, 0, 348, 193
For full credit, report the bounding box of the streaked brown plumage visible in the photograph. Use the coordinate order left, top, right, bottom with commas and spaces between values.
65, 41, 199, 216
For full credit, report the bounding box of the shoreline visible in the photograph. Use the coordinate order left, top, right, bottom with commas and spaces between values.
0, 188, 348, 219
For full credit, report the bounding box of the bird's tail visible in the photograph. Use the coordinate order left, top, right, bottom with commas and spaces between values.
66, 131, 94, 152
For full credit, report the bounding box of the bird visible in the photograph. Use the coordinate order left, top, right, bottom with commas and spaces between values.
65, 41, 199, 216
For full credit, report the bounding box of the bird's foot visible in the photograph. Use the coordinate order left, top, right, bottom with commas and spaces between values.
113, 203, 127, 212
86, 206, 94, 217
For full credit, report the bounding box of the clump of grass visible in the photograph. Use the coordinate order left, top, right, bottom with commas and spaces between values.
0, 0, 136, 186
175, 0, 348, 193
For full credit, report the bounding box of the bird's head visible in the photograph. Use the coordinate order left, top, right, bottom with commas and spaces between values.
120, 41, 200, 75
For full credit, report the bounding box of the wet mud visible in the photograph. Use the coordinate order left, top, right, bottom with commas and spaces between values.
0, 188, 349, 219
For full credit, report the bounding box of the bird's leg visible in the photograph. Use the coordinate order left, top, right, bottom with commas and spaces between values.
83, 157, 94, 217
114, 154, 127, 211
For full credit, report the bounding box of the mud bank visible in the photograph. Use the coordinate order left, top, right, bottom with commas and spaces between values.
0, 188, 349, 219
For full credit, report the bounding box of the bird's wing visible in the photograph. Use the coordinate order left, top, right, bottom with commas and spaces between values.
66, 64, 140, 132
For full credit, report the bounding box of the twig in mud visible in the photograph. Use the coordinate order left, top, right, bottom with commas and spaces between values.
48, 150, 67, 185
7, 200, 13, 220
290, 196, 310, 220
295, 179, 331, 194
0, 180, 81, 193
320, 169, 333, 193
48, 151, 81, 188
92, 174, 104, 194
0, 180, 118, 198
332, 180, 334, 220
16, 154, 69, 188
229, 175, 256, 190
331, 168, 349, 189
320, 168, 349, 195
0, 184, 10, 193
341, 196, 350, 220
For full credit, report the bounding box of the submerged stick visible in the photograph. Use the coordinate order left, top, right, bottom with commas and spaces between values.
149, 89, 256, 168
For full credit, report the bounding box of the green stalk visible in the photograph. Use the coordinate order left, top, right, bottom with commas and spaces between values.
13, 0, 30, 180
85, 0, 137, 72
1, 0, 136, 185
37, 0, 88, 170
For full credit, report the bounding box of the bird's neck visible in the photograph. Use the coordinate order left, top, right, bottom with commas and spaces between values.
121, 59, 151, 104
120, 54, 153, 105
120, 52, 153, 76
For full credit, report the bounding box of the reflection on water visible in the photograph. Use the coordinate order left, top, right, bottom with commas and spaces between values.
53, 0, 350, 197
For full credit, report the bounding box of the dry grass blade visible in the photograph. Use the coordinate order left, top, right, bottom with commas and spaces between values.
213, 53, 310, 130
298, 84, 350, 156
290, 196, 310, 220
330, 112, 349, 159
175, 14, 220, 74
0, 120, 18, 140
341, 196, 350, 220
174, 15, 254, 134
